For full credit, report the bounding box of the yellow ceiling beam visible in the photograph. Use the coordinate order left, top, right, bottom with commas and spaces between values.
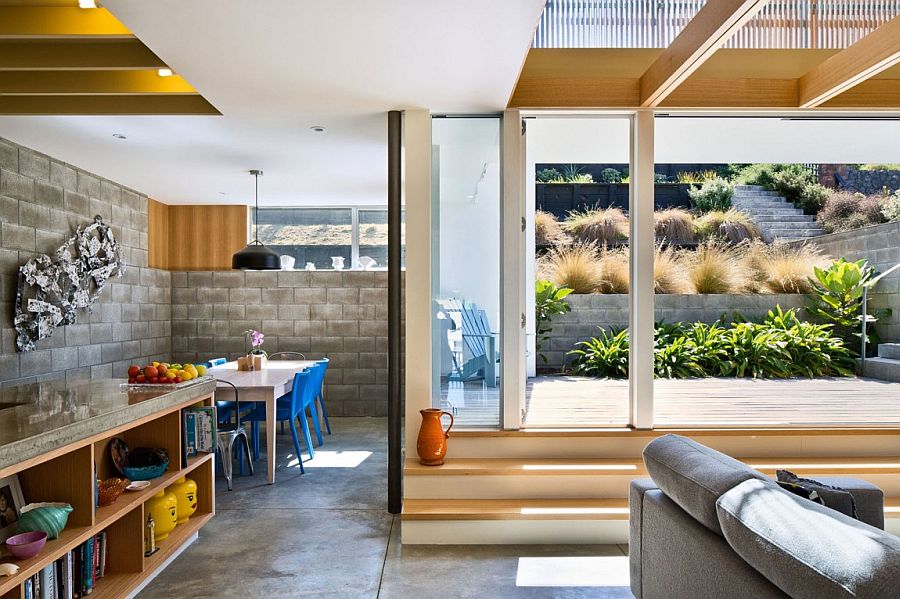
0, 7, 132, 39
799, 17, 900, 108
509, 77, 639, 108
0, 71, 197, 95
639, 0, 770, 107
0, 95, 221, 115
820, 79, 900, 108
0, 40, 166, 70
660, 78, 798, 108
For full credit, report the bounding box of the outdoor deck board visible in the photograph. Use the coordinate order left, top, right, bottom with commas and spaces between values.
441, 376, 900, 428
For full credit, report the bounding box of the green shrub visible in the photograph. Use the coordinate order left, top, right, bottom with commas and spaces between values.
568, 308, 854, 378
883, 192, 900, 222
536, 168, 562, 183
599, 168, 623, 183
562, 164, 593, 183
654, 173, 670, 184
795, 182, 830, 214
806, 258, 887, 354
565, 208, 629, 245
535, 280, 573, 363
688, 178, 734, 212
735, 163, 783, 187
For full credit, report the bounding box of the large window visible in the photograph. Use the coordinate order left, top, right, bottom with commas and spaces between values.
255, 207, 403, 270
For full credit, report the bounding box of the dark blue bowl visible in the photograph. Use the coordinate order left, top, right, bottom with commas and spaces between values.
123, 459, 168, 481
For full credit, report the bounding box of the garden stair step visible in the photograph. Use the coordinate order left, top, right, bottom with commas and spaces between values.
863, 357, 900, 383
732, 187, 826, 242
879, 344, 900, 360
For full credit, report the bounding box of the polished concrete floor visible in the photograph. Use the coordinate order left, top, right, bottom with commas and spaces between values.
138, 418, 632, 599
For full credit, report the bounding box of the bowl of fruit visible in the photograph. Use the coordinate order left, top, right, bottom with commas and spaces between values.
125, 362, 208, 388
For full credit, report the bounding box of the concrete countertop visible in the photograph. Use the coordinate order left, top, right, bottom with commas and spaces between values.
0, 378, 216, 473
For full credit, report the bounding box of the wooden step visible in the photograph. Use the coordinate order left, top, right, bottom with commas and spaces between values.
402, 497, 900, 522
405, 456, 900, 477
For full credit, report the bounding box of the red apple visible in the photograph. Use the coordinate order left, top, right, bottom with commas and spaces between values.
144, 366, 158, 379
149, 376, 159, 384
128, 365, 141, 378
157, 364, 168, 376
128, 377, 136, 384
135, 375, 146, 384
173, 376, 183, 384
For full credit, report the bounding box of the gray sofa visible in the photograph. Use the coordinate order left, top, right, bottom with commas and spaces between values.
630, 434, 900, 598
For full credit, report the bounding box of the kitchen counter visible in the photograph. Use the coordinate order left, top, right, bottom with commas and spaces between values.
0, 378, 216, 474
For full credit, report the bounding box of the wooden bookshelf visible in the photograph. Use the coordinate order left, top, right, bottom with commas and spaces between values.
0, 385, 216, 599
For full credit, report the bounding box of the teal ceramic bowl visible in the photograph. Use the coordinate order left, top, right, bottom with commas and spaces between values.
17, 503, 73, 540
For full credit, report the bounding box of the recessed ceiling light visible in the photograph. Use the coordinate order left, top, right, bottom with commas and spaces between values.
112, 133, 127, 140
310, 125, 325, 132
78, 0, 98, 8
218, 192, 227, 196
157, 68, 174, 77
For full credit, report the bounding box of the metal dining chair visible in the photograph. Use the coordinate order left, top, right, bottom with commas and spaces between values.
215, 380, 254, 491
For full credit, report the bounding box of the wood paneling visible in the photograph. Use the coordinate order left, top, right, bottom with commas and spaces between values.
823, 78, 900, 108
148, 200, 248, 271
147, 198, 169, 270
509, 77, 639, 108
661, 77, 798, 107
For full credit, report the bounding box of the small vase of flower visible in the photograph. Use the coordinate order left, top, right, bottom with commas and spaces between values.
244, 329, 267, 370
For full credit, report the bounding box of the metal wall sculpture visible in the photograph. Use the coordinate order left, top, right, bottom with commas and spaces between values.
14, 215, 125, 352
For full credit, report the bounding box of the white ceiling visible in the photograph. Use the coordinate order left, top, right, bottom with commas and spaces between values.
0, 0, 546, 206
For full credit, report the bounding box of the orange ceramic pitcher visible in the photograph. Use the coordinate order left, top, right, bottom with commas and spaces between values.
417, 408, 454, 466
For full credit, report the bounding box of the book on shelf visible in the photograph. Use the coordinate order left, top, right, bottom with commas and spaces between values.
27, 532, 109, 599
181, 406, 217, 466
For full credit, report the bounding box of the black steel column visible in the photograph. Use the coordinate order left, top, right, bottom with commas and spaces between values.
387, 110, 402, 514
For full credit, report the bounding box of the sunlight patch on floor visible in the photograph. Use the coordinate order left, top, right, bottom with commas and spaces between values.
516, 556, 629, 587
286, 450, 373, 468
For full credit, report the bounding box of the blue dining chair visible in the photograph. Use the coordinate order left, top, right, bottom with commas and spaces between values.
313, 358, 332, 436
245, 369, 313, 474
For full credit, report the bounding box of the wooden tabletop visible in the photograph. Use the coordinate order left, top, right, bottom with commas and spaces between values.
208, 360, 316, 389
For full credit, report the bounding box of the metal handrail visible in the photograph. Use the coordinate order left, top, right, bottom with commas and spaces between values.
860, 261, 900, 375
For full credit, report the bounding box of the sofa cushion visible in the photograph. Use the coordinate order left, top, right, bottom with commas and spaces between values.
642, 434, 768, 535
717, 478, 900, 599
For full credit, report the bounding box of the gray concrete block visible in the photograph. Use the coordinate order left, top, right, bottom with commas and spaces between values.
358, 352, 387, 369
311, 272, 342, 287
327, 320, 359, 336
89, 322, 112, 344
297, 287, 326, 304
101, 342, 123, 363
245, 271, 278, 288
186, 271, 212, 288
343, 368, 375, 384
49, 162, 77, 191
101, 303, 122, 323
277, 271, 309, 287
19, 349, 51, 377
76, 171, 101, 197
260, 319, 294, 336
228, 319, 260, 337
295, 321, 326, 336
0, 196, 16, 223
2, 222, 36, 252
341, 304, 376, 320
100, 180, 122, 205
359, 288, 387, 305
229, 287, 261, 304
342, 271, 375, 287
327, 287, 359, 304
263, 287, 294, 305
112, 322, 132, 342
0, 140, 16, 172
197, 287, 228, 304
278, 304, 311, 320
275, 336, 311, 352
246, 304, 279, 320
0, 354, 19, 381
1, 169, 33, 201
172, 287, 197, 304
359, 320, 388, 336
90, 363, 112, 379
63, 190, 89, 215
310, 304, 342, 320
213, 271, 244, 288
18, 150, 50, 182
34, 181, 64, 210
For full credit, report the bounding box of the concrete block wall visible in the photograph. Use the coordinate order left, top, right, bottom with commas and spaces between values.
796, 222, 900, 342
0, 137, 171, 387
170, 270, 403, 417
542, 293, 806, 368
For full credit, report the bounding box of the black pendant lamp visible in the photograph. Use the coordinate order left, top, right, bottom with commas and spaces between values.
232, 169, 280, 270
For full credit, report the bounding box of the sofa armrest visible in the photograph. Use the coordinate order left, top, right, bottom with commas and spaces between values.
629, 478, 659, 599
815, 476, 884, 529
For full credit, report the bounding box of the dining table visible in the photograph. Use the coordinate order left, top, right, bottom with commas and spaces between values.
208, 360, 316, 484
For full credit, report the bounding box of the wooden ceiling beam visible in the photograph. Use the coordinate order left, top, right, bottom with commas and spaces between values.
0, 41, 166, 70
639, 0, 770, 107
0, 95, 221, 115
0, 7, 132, 39
0, 71, 196, 95
820, 79, 900, 108
660, 78, 798, 108
799, 17, 900, 108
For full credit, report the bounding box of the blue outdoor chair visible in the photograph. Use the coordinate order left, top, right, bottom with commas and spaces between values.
314, 358, 332, 436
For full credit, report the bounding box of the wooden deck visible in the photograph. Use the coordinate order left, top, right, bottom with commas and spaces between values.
440, 376, 900, 428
